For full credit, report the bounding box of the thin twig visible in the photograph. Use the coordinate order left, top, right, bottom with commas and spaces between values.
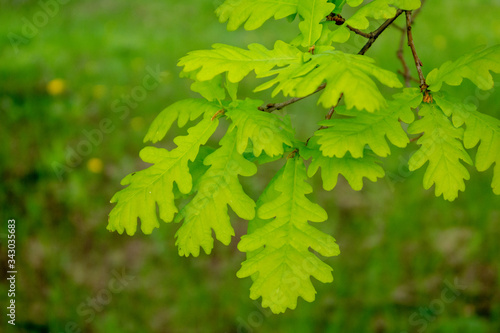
326, 13, 371, 38
324, 105, 336, 120
317, 106, 336, 130
397, 24, 412, 87
405, 11, 427, 92
258, 83, 326, 112
358, 9, 404, 55
305, 96, 341, 145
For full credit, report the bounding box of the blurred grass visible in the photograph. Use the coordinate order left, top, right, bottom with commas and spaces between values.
0, 0, 499, 332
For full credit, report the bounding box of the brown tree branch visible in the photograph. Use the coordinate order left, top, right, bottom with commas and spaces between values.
397, 2, 428, 89
397, 25, 412, 87
358, 9, 404, 55
324, 104, 336, 121
405, 10, 433, 104
405, 10, 427, 91
348, 25, 371, 38
305, 95, 342, 145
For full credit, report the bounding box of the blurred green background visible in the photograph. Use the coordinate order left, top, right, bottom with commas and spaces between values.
1, 0, 499, 332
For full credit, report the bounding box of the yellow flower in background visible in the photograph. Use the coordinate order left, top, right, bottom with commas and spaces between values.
47, 78, 66, 96
432, 35, 447, 51
130, 116, 145, 132
131, 57, 145, 72
87, 158, 104, 174
92, 84, 107, 100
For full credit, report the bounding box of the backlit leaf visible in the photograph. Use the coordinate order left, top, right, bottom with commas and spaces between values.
408, 104, 472, 201
109, 117, 219, 235
237, 157, 339, 313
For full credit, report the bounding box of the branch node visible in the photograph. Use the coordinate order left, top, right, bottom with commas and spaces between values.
287, 149, 299, 159
326, 13, 345, 25
422, 89, 433, 103
211, 109, 225, 121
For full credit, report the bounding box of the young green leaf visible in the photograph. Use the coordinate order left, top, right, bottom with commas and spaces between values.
257, 50, 402, 111
173, 146, 216, 200
427, 45, 500, 92
216, 0, 299, 31
144, 99, 221, 143
345, 0, 419, 30
225, 99, 295, 157
303, 138, 385, 191
108, 117, 219, 235
178, 40, 302, 83
244, 167, 285, 260
315, 89, 420, 158
435, 95, 500, 195
347, 0, 363, 6
237, 157, 340, 314
181, 70, 226, 102
297, 0, 335, 47
320, 24, 352, 44
408, 104, 472, 201
225, 74, 239, 101
330, 0, 363, 14
345, 0, 397, 30
174, 130, 257, 257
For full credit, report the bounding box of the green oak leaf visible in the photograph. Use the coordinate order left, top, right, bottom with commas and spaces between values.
174, 129, 257, 256
315, 89, 420, 158
178, 40, 302, 83
303, 138, 385, 191
298, 0, 335, 47
108, 116, 219, 235
408, 104, 472, 201
225, 99, 295, 157
435, 94, 500, 195
181, 70, 226, 102
144, 99, 221, 143
237, 157, 339, 314
216, 0, 299, 31
427, 45, 500, 92
257, 50, 402, 111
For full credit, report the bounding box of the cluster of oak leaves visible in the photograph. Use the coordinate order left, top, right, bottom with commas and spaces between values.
107, 0, 500, 313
